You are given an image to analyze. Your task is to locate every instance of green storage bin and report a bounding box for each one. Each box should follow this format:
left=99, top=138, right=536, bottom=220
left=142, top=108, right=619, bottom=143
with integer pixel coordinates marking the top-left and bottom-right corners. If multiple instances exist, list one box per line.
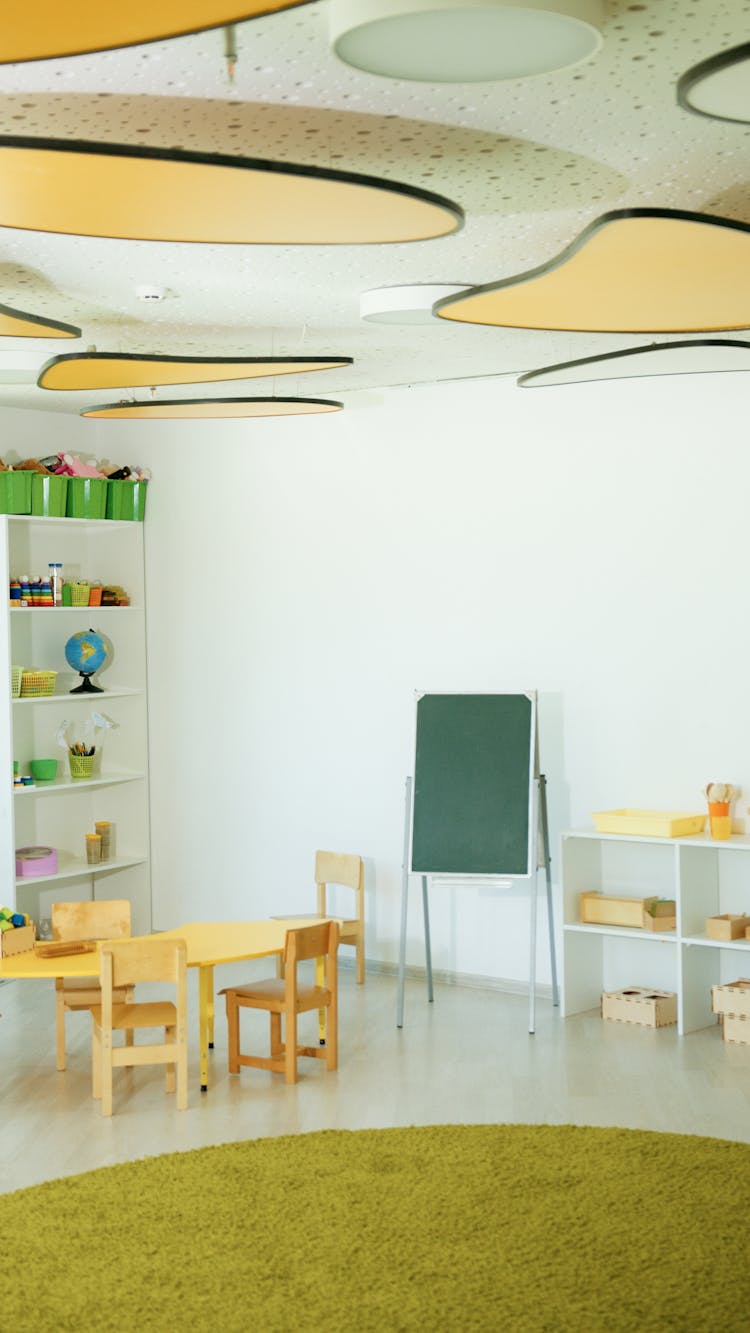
left=31, top=473, right=68, bottom=517
left=0, top=470, right=32, bottom=514
left=106, top=480, right=148, bottom=522
left=65, top=476, right=108, bottom=519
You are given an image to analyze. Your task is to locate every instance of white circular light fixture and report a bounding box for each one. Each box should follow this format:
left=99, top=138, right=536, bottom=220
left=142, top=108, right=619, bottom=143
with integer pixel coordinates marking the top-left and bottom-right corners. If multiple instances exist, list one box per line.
left=330, top=0, right=604, bottom=83
left=360, top=284, right=469, bottom=324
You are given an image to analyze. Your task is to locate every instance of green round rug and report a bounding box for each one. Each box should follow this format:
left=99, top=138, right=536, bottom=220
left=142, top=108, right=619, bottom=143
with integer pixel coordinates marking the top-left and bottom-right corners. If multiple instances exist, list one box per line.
left=2, top=1123, right=749, bottom=1331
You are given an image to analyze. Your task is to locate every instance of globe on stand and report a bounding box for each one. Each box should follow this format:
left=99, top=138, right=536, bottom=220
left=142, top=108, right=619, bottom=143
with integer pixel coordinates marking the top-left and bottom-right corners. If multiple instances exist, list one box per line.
left=64, top=629, right=112, bottom=694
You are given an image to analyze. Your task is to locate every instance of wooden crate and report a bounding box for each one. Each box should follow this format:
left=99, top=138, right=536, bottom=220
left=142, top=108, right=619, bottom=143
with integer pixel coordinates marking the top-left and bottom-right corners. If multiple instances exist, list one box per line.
left=0, top=923, right=36, bottom=957
left=711, top=979, right=750, bottom=1019
left=706, top=914, right=750, bottom=941
left=642, top=899, right=676, bottom=932
left=722, top=1014, right=750, bottom=1046
left=580, top=890, right=674, bottom=933
left=601, top=987, right=677, bottom=1028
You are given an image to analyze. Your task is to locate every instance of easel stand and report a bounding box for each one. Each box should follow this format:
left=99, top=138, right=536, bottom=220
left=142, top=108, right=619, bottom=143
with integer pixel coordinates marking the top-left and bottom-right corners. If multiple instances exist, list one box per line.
left=396, top=774, right=559, bottom=1034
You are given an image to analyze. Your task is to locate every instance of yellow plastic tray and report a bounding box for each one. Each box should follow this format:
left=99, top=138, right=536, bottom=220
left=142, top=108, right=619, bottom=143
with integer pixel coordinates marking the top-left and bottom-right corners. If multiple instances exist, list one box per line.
left=592, top=809, right=706, bottom=838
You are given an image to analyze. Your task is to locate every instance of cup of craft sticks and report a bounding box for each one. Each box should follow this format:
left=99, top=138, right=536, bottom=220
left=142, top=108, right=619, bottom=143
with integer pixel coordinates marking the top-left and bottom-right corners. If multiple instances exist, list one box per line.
left=705, top=783, right=737, bottom=841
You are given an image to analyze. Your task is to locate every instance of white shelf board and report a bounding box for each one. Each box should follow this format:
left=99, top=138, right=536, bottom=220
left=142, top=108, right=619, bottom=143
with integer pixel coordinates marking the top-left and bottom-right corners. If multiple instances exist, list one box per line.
left=10, top=607, right=141, bottom=615
left=15, top=852, right=148, bottom=888
left=682, top=934, right=750, bottom=951
left=8, top=516, right=139, bottom=530
left=13, top=687, right=142, bottom=705
left=563, top=922, right=677, bottom=942
left=13, top=769, right=145, bottom=796
left=563, top=828, right=750, bottom=851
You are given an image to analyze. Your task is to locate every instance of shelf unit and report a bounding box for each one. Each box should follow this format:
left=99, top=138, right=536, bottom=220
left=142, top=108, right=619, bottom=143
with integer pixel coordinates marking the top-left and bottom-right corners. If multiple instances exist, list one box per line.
left=561, top=829, right=750, bottom=1034
left=0, top=516, right=151, bottom=935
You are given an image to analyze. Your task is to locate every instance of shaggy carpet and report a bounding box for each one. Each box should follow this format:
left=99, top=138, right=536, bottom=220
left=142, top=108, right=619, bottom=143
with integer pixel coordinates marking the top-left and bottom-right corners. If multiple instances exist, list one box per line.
left=2, top=1123, right=749, bottom=1332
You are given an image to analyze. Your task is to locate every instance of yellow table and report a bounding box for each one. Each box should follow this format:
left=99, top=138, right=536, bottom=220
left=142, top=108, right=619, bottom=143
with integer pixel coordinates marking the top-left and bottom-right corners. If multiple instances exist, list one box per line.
left=0, top=918, right=315, bottom=1091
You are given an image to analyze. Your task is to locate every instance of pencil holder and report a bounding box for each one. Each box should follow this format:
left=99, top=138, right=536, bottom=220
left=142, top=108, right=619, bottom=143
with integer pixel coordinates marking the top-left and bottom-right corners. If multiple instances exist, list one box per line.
left=68, top=753, right=95, bottom=781
left=708, top=801, right=731, bottom=840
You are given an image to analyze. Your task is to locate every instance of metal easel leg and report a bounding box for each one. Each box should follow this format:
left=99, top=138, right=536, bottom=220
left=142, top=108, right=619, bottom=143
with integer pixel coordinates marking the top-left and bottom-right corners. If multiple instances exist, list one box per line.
left=396, top=776, right=412, bottom=1028
left=421, top=875, right=434, bottom=1002
left=528, top=865, right=538, bottom=1035
left=539, top=773, right=559, bottom=1008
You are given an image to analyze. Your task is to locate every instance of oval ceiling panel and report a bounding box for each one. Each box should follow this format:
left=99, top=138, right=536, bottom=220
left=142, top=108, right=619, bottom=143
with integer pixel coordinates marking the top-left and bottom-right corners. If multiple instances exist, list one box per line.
left=517, top=339, right=750, bottom=388
left=0, top=2, right=312, bottom=64
left=677, top=42, right=750, bottom=125
left=434, top=209, right=750, bottom=333
left=39, top=353, right=353, bottom=391
left=0, top=138, right=463, bottom=246
left=81, top=397, right=344, bottom=419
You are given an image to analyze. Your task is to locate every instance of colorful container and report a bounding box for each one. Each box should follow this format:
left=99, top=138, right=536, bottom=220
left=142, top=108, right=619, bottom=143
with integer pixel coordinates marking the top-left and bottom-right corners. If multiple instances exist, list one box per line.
left=106, top=479, right=148, bottom=522
left=30, top=473, right=68, bottom=517
left=65, top=476, right=108, bottom=519
left=0, top=470, right=32, bottom=514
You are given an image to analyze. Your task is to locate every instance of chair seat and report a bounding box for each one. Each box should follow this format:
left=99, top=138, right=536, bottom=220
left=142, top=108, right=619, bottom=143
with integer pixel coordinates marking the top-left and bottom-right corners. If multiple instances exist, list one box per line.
left=271, top=913, right=358, bottom=941
left=221, top=980, right=329, bottom=1012
left=90, top=1000, right=178, bottom=1031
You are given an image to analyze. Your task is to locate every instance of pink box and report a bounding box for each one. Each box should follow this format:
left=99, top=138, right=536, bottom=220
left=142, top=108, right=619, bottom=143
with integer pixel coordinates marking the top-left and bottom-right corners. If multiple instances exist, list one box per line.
left=15, top=845, right=58, bottom=877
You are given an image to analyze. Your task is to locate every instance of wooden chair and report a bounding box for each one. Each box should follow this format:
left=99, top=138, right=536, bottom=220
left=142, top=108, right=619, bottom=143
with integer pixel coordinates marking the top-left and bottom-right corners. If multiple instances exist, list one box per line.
left=51, top=899, right=133, bottom=1072
left=221, top=920, right=339, bottom=1085
left=275, top=852, right=365, bottom=985
left=90, top=937, right=188, bottom=1117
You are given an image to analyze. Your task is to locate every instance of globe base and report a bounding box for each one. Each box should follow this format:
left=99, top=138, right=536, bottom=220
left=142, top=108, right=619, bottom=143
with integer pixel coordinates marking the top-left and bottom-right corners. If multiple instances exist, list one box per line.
left=70, top=673, right=104, bottom=694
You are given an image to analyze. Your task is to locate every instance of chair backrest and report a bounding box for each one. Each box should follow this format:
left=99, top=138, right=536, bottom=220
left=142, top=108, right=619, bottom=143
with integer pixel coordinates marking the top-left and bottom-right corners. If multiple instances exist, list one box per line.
left=100, top=937, right=187, bottom=991
left=284, top=919, right=340, bottom=968
left=315, top=851, right=362, bottom=893
left=52, top=899, right=131, bottom=943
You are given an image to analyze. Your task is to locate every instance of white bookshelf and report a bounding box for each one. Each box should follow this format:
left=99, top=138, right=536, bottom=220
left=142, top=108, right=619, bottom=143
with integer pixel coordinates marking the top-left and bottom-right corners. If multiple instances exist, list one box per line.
left=0, top=516, right=151, bottom=934
left=561, top=829, right=750, bottom=1034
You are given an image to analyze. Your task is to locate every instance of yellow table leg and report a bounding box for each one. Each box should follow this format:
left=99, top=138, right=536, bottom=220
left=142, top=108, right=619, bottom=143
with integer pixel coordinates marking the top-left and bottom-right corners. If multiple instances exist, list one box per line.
left=316, top=954, right=326, bottom=1045
left=199, top=965, right=214, bottom=1091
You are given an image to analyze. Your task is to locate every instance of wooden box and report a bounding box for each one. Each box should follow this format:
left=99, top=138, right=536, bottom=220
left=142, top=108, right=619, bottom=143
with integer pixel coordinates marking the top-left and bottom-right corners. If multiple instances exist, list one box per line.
left=0, top=923, right=36, bottom=957
left=601, top=987, right=677, bottom=1027
left=642, top=899, right=677, bottom=932
left=722, top=1014, right=750, bottom=1046
left=583, top=890, right=671, bottom=933
left=706, top=914, right=750, bottom=941
left=711, top=979, right=750, bottom=1019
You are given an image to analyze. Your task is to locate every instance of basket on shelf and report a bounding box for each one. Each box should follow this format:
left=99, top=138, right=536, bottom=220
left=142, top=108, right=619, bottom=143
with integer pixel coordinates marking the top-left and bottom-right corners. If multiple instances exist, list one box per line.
left=69, top=583, right=91, bottom=607
left=11, top=665, right=21, bottom=698
left=68, top=752, right=95, bottom=780
left=19, top=669, right=57, bottom=698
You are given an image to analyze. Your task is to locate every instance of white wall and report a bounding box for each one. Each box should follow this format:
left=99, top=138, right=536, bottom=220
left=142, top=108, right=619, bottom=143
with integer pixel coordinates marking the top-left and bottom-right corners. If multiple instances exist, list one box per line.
left=78, top=371, right=750, bottom=986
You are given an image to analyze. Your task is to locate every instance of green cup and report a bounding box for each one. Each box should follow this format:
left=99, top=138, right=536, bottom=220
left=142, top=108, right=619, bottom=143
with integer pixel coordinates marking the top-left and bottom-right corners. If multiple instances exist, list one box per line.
left=31, top=758, right=58, bottom=782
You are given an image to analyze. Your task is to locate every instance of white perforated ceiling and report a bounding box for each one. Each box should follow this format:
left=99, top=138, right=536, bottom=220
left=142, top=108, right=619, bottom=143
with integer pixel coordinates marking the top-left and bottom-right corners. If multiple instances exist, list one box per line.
left=0, top=0, right=748, bottom=413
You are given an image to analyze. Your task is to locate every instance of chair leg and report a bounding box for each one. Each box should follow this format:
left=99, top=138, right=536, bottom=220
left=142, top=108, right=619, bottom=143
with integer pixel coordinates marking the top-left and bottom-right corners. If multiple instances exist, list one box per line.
left=125, top=985, right=135, bottom=1048
left=55, top=991, right=67, bottom=1072
left=92, top=1021, right=102, bottom=1099
left=176, top=1023, right=188, bottom=1111
left=165, top=1025, right=176, bottom=1093
left=356, top=933, right=365, bottom=985
left=227, top=996, right=240, bottom=1074
left=326, top=996, right=338, bottom=1072
left=101, top=1024, right=113, bottom=1117
left=270, top=1011, right=283, bottom=1058
left=284, top=1010, right=298, bottom=1085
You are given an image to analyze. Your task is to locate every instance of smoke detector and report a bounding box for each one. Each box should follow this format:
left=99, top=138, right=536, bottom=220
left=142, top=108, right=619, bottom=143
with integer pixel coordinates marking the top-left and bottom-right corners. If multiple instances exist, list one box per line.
left=135, top=285, right=167, bottom=302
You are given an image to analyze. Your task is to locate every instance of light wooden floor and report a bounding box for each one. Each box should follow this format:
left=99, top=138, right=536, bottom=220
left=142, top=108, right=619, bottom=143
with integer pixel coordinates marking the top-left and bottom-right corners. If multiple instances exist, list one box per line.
left=2, top=964, right=749, bottom=1196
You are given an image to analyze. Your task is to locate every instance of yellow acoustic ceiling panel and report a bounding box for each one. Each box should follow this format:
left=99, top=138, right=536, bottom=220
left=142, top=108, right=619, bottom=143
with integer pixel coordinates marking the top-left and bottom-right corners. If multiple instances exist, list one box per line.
left=518, top=339, right=750, bottom=388
left=0, top=302, right=80, bottom=339
left=0, top=2, right=311, bottom=64
left=0, top=138, right=463, bottom=246
left=39, top=353, right=353, bottom=391
left=678, top=42, right=750, bottom=125
left=434, top=209, right=750, bottom=333
left=81, top=397, right=343, bottom=419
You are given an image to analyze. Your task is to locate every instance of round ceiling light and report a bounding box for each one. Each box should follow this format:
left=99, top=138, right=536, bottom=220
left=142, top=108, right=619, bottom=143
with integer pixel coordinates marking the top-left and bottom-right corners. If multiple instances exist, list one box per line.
left=330, top=0, right=604, bottom=83
left=360, top=284, right=469, bottom=324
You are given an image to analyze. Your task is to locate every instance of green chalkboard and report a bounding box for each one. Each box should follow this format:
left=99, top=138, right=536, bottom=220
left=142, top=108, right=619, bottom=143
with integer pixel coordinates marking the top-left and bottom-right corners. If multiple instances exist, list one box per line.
left=411, top=693, right=535, bottom=876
